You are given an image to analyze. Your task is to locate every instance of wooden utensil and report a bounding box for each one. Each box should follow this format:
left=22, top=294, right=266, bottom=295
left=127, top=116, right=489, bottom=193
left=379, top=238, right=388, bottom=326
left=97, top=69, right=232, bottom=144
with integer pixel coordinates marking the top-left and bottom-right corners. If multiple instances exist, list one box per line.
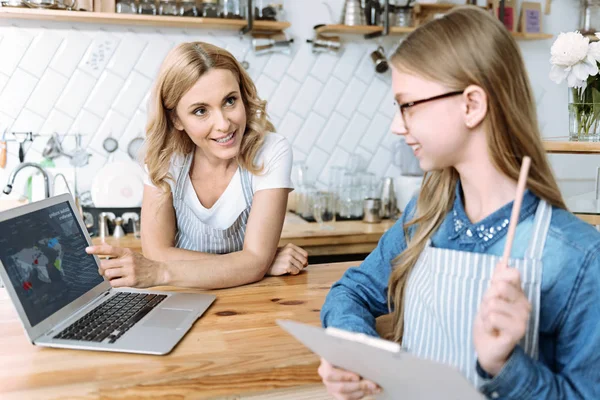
left=0, top=129, right=7, bottom=169
left=501, top=156, right=531, bottom=266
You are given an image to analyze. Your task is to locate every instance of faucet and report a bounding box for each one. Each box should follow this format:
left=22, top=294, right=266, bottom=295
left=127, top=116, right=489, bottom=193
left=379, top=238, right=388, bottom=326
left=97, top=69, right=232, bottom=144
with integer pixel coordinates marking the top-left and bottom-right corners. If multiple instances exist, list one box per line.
left=3, top=162, right=51, bottom=198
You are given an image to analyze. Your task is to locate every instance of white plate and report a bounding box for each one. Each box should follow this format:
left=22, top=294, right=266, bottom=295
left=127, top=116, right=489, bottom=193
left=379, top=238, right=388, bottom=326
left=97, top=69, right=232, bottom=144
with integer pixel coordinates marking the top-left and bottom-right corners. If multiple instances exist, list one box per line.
left=91, top=161, right=144, bottom=207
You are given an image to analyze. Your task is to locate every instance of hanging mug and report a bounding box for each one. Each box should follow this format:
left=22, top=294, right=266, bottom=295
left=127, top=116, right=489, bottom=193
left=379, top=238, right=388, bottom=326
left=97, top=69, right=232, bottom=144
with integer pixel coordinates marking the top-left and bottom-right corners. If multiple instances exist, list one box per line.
left=370, top=46, right=388, bottom=73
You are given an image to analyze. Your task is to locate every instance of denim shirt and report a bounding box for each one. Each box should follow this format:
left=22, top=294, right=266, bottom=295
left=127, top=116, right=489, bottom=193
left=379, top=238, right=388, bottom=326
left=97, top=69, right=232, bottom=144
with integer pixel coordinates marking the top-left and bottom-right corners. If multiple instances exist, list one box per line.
left=321, top=184, right=600, bottom=399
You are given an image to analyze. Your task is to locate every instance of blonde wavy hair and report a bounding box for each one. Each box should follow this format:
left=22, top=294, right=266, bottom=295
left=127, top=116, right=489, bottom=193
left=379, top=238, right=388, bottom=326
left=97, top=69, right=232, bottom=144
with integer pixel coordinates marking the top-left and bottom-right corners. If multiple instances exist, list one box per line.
left=145, top=42, right=274, bottom=194
left=387, top=6, right=566, bottom=343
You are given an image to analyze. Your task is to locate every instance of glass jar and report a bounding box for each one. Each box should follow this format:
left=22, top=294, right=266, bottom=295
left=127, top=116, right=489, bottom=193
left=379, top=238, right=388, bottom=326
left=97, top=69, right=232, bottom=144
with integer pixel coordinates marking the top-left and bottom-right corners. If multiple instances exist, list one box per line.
left=179, top=0, right=198, bottom=16
left=158, top=0, right=178, bottom=15
left=581, top=0, right=600, bottom=35
left=221, top=0, right=242, bottom=18
left=138, top=0, right=157, bottom=15
left=116, top=0, right=137, bottom=13
left=201, top=0, right=221, bottom=17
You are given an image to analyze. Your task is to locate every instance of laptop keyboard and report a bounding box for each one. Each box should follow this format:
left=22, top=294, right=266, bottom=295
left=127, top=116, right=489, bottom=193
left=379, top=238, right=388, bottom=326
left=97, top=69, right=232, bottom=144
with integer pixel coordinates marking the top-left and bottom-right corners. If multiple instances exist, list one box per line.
left=54, top=292, right=167, bottom=344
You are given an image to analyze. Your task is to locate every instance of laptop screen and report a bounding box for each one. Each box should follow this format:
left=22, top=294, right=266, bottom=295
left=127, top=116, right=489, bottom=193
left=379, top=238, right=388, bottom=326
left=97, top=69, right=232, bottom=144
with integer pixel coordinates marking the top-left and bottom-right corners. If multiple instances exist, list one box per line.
left=0, top=201, right=104, bottom=327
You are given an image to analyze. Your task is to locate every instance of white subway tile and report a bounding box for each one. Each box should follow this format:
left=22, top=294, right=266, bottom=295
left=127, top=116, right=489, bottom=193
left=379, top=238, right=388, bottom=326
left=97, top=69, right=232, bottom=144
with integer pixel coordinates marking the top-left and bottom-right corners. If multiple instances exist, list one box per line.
left=134, top=35, right=173, bottom=79
left=25, top=69, right=69, bottom=118
left=87, top=110, right=129, bottom=155
left=293, top=112, right=326, bottom=154
left=55, top=70, right=96, bottom=119
left=0, top=112, right=15, bottom=134
left=379, top=87, right=397, bottom=118
left=19, top=31, right=63, bottom=78
left=316, top=112, right=348, bottom=153
left=339, top=113, right=370, bottom=153
left=277, top=111, right=304, bottom=143
left=12, top=109, right=45, bottom=139
left=77, top=148, right=108, bottom=193
left=71, top=109, right=103, bottom=146
left=367, top=146, right=393, bottom=178
left=358, top=78, right=388, bottom=117
left=0, top=27, right=33, bottom=76
left=0, top=72, right=9, bottom=96
left=305, top=146, right=330, bottom=184
left=107, top=33, right=148, bottom=79
left=268, top=76, right=301, bottom=119
left=313, top=76, right=345, bottom=117
left=293, top=148, right=307, bottom=163
left=335, top=78, right=368, bottom=119
left=78, top=33, right=120, bottom=79
left=84, top=71, right=125, bottom=118
left=385, top=163, right=402, bottom=178
left=289, top=76, right=323, bottom=118
left=353, top=147, right=374, bottom=169
left=49, top=31, right=92, bottom=78
left=120, top=110, right=147, bottom=151
left=310, top=53, right=339, bottom=83
left=244, top=50, right=271, bottom=82
left=333, top=44, right=365, bottom=83
left=287, top=44, right=317, bottom=82
left=263, top=53, right=292, bottom=82
left=112, top=71, right=152, bottom=118
left=139, top=91, right=151, bottom=113
left=355, top=50, right=375, bottom=85
left=0, top=69, right=38, bottom=119
left=39, top=110, right=74, bottom=136
left=360, top=113, right=392, bottom=153
left=256, top=74, right=278, bottom=100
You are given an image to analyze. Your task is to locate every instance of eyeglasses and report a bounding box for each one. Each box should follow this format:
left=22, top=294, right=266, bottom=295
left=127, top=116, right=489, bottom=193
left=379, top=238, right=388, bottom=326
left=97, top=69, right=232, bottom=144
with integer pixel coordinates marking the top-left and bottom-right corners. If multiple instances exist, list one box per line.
left=397, top=90, right=464, bottom=124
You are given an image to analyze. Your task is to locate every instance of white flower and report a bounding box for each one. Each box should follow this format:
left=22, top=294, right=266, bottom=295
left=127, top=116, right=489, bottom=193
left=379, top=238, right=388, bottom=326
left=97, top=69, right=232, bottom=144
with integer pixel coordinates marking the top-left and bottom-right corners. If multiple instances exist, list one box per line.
left=550, top=31, right=599, bottom=87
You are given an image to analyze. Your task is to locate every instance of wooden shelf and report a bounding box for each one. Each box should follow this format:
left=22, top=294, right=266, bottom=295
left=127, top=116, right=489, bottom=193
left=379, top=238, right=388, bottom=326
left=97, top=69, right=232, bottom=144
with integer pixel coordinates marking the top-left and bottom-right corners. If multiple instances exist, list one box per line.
left=543, top=140, right=600, bottom=154
left=314, top=24, right=552, bottom=40
left=0, top=7, right=290, bottom=32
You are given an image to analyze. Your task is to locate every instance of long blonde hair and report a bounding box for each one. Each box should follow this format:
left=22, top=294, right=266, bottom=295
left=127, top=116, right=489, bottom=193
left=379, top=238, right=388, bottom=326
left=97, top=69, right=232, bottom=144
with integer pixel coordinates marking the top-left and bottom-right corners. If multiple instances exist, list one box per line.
left=387, top=6, right=566, bottom=342
left=145, top=42, right=274, bottom=194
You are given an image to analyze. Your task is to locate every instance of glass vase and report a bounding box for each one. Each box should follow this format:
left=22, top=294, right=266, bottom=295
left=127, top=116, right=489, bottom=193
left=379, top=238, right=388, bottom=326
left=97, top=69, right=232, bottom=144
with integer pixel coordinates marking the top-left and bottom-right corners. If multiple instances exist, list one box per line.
left=569, top=84, right=600, bottom=141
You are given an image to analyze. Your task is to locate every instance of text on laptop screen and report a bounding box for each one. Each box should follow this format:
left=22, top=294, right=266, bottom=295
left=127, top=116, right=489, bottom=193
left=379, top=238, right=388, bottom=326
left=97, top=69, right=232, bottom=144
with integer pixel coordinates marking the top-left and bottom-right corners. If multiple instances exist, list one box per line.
left=0, top=201, right=104, bottom=327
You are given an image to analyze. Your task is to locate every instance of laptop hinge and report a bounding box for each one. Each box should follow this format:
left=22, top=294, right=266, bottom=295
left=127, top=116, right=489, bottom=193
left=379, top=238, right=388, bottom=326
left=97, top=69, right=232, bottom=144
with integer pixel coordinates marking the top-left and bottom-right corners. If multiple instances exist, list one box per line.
left=43, top=290, right=112, bottom=337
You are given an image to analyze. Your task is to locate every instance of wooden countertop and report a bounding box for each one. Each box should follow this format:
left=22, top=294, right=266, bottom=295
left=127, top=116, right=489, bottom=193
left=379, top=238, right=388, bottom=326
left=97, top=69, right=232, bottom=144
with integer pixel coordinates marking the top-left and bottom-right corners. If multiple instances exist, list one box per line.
left=0, top=262, right=359, bottom=399
left=92, top=213, right=396, bottom=256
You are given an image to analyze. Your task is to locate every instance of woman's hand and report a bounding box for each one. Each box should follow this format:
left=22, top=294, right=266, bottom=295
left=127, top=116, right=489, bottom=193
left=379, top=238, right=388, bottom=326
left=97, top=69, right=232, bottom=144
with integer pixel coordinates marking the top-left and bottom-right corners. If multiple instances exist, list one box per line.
left=267, top=243, right=308, bottom=276
left=318, top=358, right=381, bottom=400
left=473, top=261, right=532, bottom=376
left=86, top=244, right=166, bottom=288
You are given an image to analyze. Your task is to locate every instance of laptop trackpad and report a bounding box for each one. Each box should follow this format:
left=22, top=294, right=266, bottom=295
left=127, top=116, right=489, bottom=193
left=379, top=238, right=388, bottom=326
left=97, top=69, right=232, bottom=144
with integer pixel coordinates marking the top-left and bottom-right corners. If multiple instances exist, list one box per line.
left=142, top=309, right=191, bottom=329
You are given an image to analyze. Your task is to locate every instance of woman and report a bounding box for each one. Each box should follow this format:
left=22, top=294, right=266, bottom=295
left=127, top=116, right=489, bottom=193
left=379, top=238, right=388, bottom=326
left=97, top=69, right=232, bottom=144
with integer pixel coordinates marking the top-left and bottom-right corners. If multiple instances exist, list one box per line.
left=87, top=42, right=308, bottom=289
left=318, top=6, right=600, bottom=400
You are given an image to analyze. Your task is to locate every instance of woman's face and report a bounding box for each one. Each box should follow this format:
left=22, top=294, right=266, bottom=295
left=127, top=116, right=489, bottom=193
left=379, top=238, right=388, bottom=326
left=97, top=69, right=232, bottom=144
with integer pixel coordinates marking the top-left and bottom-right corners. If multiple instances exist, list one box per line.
left=390, top=66, right=470, bottom=172
left=174, top=68, right=247, bottom=162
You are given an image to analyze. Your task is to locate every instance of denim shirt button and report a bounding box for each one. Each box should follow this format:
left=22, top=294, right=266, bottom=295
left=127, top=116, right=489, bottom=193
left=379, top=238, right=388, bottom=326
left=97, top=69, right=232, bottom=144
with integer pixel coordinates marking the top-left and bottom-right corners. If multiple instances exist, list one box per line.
left=491, top=391, right=500, bottom=399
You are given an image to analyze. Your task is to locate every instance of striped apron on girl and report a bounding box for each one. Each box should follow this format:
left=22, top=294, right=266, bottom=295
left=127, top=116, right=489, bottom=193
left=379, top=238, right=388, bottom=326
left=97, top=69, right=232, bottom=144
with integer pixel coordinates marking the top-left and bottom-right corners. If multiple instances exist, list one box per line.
left=172, top=153, right=253, bottom=254
left=402, top=200, right=551, bottom=388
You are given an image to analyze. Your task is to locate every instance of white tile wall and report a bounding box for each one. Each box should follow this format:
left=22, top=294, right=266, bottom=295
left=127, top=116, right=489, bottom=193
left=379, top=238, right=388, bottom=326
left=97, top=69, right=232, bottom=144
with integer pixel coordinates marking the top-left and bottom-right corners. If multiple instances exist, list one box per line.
left=0, top=0, right=592, bottom=201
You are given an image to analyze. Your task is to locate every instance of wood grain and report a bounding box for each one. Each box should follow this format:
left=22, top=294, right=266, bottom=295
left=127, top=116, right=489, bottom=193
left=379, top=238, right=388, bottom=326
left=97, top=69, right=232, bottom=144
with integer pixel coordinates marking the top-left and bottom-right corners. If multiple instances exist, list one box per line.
left=0, top=262, right=359, bottom=399
left=542, top=140, right=600, bottom=154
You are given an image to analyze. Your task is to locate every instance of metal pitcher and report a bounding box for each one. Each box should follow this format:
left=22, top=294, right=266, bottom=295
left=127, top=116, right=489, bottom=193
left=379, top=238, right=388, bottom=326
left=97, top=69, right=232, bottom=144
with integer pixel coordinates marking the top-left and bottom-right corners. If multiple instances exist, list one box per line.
left=380, top=177, right=398, bottom=219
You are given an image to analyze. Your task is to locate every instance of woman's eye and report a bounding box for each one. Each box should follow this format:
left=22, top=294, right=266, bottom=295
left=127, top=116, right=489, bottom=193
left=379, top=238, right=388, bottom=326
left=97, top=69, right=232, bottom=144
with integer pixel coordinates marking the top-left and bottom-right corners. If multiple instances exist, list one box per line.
left=194, top=108, right=207, bottom=116
left=225, top=96, right=236, bottom=106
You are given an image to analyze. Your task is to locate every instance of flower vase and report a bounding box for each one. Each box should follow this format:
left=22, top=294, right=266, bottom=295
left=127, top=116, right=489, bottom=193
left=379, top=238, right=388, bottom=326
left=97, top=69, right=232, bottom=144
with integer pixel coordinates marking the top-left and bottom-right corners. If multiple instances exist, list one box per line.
left=569, top=84, right=600, bottom=141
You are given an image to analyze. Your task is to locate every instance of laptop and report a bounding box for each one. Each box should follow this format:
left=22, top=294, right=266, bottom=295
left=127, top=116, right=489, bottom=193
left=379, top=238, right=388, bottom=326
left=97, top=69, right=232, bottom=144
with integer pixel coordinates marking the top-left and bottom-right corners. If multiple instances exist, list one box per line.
left=0, top=193, right=216, bottom=355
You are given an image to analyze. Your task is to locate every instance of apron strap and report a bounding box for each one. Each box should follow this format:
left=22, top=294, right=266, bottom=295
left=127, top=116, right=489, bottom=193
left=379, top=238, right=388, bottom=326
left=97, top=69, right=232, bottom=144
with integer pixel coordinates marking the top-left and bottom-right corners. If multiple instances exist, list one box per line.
left=239, top=167, right=253, bottom=208
left=174, top=153, right=193, bottom=200
left=524, top=199, right=552, bottom=260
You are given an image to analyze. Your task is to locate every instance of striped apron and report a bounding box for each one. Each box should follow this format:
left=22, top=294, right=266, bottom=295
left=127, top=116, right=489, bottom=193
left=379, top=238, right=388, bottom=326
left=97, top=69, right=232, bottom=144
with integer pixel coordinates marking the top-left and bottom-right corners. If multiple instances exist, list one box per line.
left=172, top=153, right=253, bottom=254
left=402, top=200, right=551, bottom=388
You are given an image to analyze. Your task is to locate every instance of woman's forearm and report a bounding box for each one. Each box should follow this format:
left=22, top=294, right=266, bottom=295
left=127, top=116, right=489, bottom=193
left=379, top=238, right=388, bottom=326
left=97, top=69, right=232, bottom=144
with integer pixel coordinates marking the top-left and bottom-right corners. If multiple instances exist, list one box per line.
left=157, top=250, right=270, bottom=289
left=144, top=245, right=219, bottom=262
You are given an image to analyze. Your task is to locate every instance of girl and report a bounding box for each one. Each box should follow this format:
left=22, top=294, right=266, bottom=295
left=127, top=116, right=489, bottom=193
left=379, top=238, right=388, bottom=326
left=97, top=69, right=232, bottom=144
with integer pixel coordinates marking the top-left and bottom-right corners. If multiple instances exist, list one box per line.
left=319, top=6, right=600, bottom=400
left=86, top=42, right=308, bottom=289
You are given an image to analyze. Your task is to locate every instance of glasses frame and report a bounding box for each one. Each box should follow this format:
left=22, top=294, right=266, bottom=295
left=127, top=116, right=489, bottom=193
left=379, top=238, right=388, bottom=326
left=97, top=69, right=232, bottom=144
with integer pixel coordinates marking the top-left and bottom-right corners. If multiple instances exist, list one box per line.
left=397, top=90, right=465, bottom=122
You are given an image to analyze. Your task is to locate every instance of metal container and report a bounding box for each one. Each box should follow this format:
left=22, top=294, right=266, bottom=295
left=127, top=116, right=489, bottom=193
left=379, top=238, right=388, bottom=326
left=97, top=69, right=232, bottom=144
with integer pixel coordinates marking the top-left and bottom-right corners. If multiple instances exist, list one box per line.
left=380, top=177, right=398, bottom=219
left=363, top=198, right=382, bottom=223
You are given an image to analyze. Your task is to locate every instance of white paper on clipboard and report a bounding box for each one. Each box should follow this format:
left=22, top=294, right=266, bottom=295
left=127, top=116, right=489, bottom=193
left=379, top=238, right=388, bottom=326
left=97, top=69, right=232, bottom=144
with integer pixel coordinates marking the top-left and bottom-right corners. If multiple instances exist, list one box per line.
left=277, top=320, right=485, bottom=400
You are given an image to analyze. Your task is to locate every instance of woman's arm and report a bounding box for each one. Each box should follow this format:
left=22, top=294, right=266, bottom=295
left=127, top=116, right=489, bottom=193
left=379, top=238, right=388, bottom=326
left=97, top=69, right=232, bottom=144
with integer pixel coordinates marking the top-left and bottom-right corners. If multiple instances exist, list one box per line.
left=89, top=185, right=292, bottom=289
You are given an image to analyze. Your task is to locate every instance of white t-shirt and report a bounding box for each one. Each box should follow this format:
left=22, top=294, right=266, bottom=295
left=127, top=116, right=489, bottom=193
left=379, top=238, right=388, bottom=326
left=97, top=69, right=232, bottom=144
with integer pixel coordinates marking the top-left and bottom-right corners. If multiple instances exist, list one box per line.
left=143, top=133, right=294, bottom=230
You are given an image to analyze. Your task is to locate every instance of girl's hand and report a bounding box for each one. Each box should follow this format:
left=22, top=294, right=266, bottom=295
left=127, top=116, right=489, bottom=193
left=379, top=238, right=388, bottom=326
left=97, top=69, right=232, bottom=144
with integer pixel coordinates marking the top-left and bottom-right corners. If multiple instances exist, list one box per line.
left=473, top=262, right=532, bottom=376
left=267, top=243, right=308, bottom=276
left=318, top=357, right=381, bottom=400
left=86, top=244, right=165, bottom=288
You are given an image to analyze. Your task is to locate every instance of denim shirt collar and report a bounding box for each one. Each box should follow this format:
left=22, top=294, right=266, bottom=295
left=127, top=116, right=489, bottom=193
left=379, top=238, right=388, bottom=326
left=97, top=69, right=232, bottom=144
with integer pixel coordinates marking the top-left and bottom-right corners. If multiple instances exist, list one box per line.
left=447, top=180, right=539, bottom=249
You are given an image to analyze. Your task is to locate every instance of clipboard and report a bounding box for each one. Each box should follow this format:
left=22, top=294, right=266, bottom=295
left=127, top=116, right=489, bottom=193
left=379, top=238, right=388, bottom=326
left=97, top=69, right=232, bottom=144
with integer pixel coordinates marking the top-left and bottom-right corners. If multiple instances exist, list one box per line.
left=277, top=320, right=484, bottom=400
